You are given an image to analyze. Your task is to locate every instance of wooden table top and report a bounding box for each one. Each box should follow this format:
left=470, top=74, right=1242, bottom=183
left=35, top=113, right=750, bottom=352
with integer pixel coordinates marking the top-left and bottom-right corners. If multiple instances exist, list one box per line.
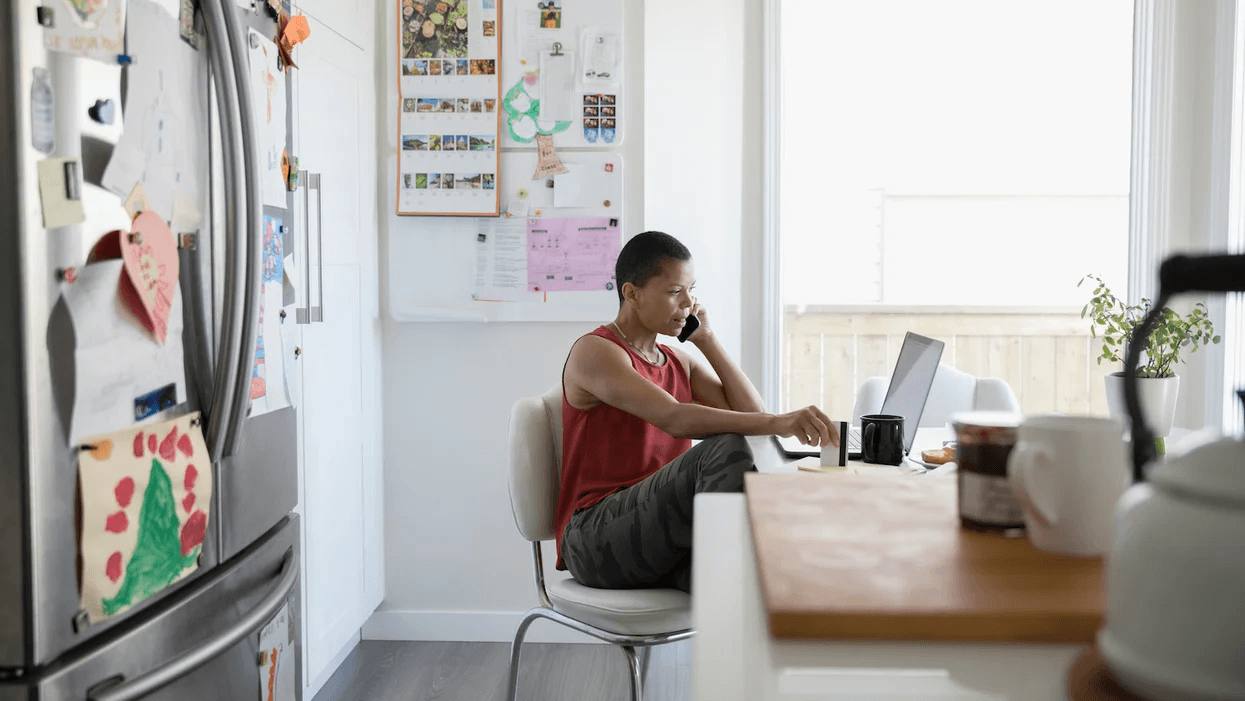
left=744, top=472, right=1105, bottom=643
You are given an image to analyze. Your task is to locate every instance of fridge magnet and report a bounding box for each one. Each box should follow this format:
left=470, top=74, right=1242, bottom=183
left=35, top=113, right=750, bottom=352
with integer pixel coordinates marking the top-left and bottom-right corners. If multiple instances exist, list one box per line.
left=123, top=182, right=154, bottom=221
left=178, top=0, right=200, bottom=49
left=532, top=133, right=569, bottom=179
left=277, top=13, right=310, bottom=70
left=582, top=117, right=598, bottom=143
left=537, top=0, right=561, bottom=29
left=42, top=0, right=125, bottom=65
left=30, top=67, right=56, bottom=154
left=119, top=212, right=179, bottom=345
left=133, top=383, right=177, bottom=421
left=36, top=157, right=86, bottom=228
left=600, top=117, right=616, bottom=144
left=78, top=412, right=211, bottom=622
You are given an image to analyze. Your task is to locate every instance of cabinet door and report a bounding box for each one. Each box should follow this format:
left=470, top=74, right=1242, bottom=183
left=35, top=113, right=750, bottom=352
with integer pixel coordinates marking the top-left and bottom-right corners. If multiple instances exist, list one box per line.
left=292, top=0, right=369, bottom=55
left=300, top=264, right=363, bottom=685
left=294, top=17, right=363, bottom=267
left=293, top=14, right=372, bottom=690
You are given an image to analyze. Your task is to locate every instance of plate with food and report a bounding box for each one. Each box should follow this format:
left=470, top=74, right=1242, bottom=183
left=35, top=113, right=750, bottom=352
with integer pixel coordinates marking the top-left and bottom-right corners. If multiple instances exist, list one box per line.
left=912, top=443, right=957, bottom=470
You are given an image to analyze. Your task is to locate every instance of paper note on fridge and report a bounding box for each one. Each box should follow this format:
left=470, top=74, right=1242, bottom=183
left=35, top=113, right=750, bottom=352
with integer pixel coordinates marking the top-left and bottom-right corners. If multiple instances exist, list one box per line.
left=101, top=0, right=208, bottom=224
left=37, top=157, right=86, bottom=228
left=474, top=217, right=537, bottom=302
left=41, top=0, right=125, bottom=64
left=247, top=29, right=289, bottom=209
left=552, top=161, right=617, bottom=209
left=526, top=216, right=621, bottom=293
left=257, top=603, right=296, bottom=701
left=60, top=259, right=187, bottom=445
left=78, top=412, right=211, bottom=622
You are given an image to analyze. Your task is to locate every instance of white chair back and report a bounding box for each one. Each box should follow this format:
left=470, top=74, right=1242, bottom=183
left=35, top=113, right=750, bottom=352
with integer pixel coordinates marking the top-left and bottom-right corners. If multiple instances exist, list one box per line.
left=852, top=364, right=1021, bottom=427
left=507, top=385, right=564, bottom=542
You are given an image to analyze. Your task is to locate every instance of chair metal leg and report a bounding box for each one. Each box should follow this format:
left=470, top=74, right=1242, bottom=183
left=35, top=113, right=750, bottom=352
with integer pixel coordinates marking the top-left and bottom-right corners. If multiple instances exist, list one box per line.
left=638, top=646, right=652, bottom=687
left=620, top=645, right=643, bottom=701
left=505, top=609, right=542, bottom=701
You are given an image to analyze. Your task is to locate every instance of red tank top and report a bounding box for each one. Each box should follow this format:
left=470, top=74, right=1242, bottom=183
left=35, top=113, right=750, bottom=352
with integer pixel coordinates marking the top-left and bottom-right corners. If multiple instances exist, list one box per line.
left=555, top=325, right=694, bottom=569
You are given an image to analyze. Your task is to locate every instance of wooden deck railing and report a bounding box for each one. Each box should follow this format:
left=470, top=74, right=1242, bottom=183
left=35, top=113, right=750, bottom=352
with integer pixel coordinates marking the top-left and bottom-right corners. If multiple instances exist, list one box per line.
left=782, top=306, right=1118, bottom=420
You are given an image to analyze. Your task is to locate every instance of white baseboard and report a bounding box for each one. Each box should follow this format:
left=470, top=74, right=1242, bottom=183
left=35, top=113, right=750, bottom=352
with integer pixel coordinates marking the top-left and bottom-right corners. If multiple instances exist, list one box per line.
left=361, top=610, right=609, bottom=644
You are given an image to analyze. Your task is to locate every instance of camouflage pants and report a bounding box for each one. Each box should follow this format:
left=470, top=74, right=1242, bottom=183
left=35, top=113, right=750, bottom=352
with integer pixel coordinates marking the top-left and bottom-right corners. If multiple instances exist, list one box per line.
left=561, top=433, right=756, bottom=594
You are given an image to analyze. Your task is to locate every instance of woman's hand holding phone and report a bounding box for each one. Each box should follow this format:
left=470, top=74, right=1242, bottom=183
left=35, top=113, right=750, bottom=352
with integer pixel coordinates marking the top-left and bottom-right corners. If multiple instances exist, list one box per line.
left=678, top=298, right=707, bottom=343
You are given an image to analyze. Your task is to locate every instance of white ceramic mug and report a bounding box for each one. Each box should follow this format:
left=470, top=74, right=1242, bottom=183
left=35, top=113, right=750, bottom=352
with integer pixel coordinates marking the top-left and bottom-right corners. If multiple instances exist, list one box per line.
left=1007, top=415, right=1131, bottom=557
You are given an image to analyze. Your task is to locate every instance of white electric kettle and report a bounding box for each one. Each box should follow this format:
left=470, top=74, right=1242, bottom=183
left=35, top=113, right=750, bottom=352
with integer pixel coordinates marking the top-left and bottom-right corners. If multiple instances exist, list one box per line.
left=1097, top=434, right=1245, bottom=700
left=1096, top=254, right=1245, bottom=701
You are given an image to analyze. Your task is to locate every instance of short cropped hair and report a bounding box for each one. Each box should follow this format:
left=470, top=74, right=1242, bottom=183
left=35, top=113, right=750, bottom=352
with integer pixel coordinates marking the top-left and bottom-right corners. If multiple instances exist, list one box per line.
left=615, top=231, right=692, bottom=305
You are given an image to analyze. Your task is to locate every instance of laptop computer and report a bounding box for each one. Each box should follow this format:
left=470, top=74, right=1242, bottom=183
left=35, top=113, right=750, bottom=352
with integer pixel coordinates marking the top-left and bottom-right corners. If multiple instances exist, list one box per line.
left=775, top=332, right=946, bottom=460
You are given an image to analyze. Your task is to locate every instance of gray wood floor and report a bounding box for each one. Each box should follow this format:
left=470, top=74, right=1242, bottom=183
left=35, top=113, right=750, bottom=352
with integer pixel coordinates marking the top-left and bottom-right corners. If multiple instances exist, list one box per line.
left=311, top=639, right=692, bottom=701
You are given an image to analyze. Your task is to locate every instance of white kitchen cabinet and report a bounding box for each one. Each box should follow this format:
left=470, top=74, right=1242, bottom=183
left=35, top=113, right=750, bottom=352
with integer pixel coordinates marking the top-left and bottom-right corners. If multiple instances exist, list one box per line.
left=288, top=7, right=383, bottom=696
left=301, top=264, right=365, bottom=680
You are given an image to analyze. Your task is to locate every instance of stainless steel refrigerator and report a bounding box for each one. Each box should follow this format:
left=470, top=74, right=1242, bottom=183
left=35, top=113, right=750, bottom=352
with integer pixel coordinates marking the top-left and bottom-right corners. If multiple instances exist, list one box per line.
left=1, top=0, right=302, bottom=697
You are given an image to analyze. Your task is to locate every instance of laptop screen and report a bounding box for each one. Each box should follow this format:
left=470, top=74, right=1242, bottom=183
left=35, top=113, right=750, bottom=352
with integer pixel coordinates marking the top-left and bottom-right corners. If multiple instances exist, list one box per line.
left=879, top=332, right=945, bottom=454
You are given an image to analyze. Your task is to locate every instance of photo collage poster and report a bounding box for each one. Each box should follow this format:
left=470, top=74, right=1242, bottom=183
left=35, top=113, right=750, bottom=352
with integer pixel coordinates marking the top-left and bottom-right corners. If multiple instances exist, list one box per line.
left=398, top=0, right=502, bottom=215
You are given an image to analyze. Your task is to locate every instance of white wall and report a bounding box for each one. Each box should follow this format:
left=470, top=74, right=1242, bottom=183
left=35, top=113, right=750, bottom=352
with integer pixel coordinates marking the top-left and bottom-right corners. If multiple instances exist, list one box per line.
left=365, top=0, right=752, bottom=643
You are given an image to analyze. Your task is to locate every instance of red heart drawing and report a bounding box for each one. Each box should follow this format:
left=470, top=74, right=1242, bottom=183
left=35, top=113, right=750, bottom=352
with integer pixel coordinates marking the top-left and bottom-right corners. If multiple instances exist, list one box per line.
left=120, top=212, right=179, bottom=344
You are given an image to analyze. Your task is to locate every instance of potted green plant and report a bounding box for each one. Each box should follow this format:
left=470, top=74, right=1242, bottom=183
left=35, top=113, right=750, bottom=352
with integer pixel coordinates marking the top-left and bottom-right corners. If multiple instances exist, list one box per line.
left=1080, top=274, right=1220, bottom=451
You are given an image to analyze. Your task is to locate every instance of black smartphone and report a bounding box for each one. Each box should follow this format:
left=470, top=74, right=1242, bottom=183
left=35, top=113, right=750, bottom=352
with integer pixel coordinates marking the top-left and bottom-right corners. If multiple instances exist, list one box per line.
left=677, top=314, right=700, bottom=342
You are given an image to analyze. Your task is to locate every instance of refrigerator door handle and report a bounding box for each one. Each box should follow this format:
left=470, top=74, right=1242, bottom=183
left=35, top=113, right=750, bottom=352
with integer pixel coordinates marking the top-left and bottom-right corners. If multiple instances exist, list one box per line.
left=87, top=548, right=298, bottom=701
left=311, top=173, right=323, bottom=323
left=200, top=0, right=245, bottom=461
left=296, top=170, right=312, bottom=324
left=220, top=0, right=265, bottom=458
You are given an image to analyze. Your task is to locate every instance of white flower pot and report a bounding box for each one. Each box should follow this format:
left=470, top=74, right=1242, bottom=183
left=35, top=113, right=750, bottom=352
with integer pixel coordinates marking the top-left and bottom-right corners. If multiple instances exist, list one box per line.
left=1104, top=373, right=1180, bottom=438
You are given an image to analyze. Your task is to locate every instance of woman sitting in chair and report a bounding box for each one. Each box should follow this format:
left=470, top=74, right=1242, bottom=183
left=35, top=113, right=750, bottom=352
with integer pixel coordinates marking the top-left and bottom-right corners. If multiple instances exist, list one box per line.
left=557, top=231, right=838, bottom=593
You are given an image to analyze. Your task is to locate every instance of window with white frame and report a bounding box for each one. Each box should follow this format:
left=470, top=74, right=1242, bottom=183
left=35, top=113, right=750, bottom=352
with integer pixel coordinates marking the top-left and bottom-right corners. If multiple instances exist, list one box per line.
left=779, top=1, right=1134, bottom=308
left=768, top=0, right=1244, bottom=432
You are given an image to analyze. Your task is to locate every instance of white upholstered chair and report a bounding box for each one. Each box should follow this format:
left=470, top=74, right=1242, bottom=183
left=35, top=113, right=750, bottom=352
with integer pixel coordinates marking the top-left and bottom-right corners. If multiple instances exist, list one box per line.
left=506, top=385, right=693, bottom=701
left=851, top=363, right=1022, bottom=426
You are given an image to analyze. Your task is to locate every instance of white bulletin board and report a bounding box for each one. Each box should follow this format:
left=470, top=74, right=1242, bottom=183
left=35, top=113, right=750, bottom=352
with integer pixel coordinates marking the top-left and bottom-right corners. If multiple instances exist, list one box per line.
left=387, top=0, right=639, bottom=322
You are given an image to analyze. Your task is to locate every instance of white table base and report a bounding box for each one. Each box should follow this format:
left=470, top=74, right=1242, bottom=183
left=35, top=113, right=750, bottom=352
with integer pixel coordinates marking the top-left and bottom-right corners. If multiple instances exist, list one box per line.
left=692, top=493, right=1084, bottom=701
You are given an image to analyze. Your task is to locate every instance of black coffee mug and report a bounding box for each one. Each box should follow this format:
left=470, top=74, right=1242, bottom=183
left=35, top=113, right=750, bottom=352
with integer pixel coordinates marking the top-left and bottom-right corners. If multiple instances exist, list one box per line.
left=861, top=414, right=905, bottom=465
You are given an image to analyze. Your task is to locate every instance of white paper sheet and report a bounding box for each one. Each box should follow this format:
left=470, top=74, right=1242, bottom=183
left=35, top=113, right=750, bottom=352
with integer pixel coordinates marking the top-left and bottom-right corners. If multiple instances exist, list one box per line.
left=247, top=281, right=291, bottom=417
left=257, top=602, right=295, bottom=701
left=247, top=29, right=288, bottom=209
left=42, top=0, right=126, bottom=64
left=101, top=0, right=207, bottom=224
left=553, top=160, right=617, bottom=209
left=518, top=7, right=567, bottom=68
left=62, top=259, right=187, bottom=444
left=474, top=218, right=537, bottom=302
left=538, top=50, right=577, bottom=123
left=580, top=27, right=621, bottom=91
